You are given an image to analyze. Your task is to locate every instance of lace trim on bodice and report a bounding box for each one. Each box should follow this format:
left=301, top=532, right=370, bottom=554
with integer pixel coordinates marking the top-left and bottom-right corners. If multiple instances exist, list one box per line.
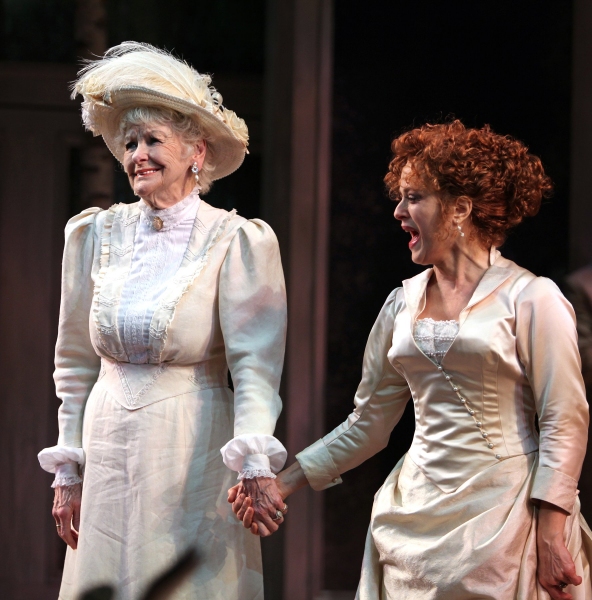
left=119, top=192, right=200, bottom=363
left=91, top=197, right=238, bottom=364
left=413, top=318, right=459, bottom=364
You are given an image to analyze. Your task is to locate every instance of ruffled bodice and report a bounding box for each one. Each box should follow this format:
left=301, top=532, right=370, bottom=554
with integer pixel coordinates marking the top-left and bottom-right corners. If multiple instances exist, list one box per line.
left=90, top=195, right=239, bottom=366
left=118, top=192, right=200, bottom=364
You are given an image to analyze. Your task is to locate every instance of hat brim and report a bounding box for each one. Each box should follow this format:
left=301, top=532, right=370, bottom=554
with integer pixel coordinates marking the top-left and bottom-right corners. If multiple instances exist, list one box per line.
left=95, top=87, right=246, bottom=181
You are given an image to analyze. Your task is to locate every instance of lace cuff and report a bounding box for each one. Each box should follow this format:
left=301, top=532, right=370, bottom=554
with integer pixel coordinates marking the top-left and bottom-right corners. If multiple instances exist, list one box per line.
left=220, top=434, right=287, bottom=474
left=238, top=454, right=277, bottom=480
left=38, top=445, right=85, bottom=473
left=51, top=462, right=83, bottom=488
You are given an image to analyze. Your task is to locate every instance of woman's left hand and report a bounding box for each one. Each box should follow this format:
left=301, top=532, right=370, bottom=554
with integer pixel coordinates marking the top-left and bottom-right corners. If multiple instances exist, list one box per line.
left=228, top=477, right=287, bottom=537
left=537, top=501, right=582, bottom=600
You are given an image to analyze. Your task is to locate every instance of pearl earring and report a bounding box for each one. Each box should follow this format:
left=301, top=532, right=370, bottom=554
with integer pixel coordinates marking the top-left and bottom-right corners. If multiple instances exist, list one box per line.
left=191, top=162, right=201, bottom=192
left=457, top=224, right=465, bottom=237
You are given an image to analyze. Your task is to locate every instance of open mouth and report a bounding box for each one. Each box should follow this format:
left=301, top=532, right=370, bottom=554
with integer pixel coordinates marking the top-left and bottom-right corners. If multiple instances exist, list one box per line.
left=402, top=226, right=420, bottom=249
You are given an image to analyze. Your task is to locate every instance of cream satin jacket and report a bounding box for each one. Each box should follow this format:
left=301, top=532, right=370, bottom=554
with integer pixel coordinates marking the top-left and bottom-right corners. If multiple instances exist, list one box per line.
left=52, top=200, right=287, bottom=464
left=298, top=249, right=589, bottom=514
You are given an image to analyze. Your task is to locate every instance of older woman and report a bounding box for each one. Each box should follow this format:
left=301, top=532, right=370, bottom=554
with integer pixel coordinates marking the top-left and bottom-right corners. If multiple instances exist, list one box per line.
left=37, top=42, right=287, bottom=600
left=232, top=121, right=592, bottom=599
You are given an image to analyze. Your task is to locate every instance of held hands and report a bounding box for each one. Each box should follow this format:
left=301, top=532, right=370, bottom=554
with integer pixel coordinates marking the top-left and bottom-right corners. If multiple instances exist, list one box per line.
left=229, top=462, right=309, bottom=536
left=53, top=483, right=82, bottom=549
left=228, top=477, right=288, bottom=537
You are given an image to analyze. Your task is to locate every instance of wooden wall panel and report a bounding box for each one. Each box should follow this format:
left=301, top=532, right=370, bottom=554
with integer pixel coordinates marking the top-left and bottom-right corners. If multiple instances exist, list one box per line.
left=262, top=1, right=334, bottom=598
left=0, top=63, right=81, bottom=600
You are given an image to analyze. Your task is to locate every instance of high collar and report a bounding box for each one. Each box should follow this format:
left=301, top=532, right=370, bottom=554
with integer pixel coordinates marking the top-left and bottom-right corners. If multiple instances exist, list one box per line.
left=138, top=188, right=201, bottom=232
left=402, top=247, right=512, bottom=323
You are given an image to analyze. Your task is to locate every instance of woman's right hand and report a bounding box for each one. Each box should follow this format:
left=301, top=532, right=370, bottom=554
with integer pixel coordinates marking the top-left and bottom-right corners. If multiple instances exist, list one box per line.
left=52, top=484, right=82, bottom=549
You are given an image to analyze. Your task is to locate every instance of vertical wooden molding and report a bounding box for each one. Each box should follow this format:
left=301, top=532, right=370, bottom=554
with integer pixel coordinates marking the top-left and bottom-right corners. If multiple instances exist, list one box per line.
left=262, top=0, right=334, bottom=598
left=74, top=0, right=113, bottom=211
left=570, top=0, right=592, bottom=268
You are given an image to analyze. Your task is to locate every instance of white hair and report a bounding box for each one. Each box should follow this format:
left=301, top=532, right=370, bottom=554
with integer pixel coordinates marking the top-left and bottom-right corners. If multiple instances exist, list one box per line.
left=117, top=105, right=217, bottom=194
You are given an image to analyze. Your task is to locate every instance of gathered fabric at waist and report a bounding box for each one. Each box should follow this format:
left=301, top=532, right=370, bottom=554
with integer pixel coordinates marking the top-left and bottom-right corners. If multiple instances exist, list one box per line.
left=96, top=356, right=229, bottom=411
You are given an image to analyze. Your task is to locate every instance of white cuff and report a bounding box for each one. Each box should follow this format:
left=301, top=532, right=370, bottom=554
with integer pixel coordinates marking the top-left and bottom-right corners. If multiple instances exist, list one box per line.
left=52, top=462, right=83, bottom=488
left=38, top=445, right=85, bottom=473
left=238, top=454, right=276, bottom=480
left=220, top=434, right=287, bottom=473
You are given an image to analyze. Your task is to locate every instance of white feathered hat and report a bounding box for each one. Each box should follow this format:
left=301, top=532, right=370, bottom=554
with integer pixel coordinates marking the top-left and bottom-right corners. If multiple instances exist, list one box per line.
left=71, top=42, right=249, bottom=180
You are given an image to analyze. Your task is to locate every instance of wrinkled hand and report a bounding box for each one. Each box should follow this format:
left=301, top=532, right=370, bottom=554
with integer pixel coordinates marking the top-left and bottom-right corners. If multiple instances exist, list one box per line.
left=228, top=477, right=287, bottom=537
left=537, top=533, right=582, bottom=600
left=537, top=501, right=582, bottom=600
left=52, top=484, right=82, bottom=549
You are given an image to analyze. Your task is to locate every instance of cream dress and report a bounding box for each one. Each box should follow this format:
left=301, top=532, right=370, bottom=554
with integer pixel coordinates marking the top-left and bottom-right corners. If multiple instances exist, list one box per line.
left=38, top=192, right=287, bottom=600
left=297, top=248, right=592, bottom=599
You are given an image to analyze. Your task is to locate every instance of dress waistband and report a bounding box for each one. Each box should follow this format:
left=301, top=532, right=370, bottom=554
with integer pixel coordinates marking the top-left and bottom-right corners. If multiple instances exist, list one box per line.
left=97, top=357, right=229, bottom=410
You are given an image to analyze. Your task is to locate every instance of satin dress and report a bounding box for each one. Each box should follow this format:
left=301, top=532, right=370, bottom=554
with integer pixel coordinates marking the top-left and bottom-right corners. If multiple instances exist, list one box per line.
left=297, top=248, right=592, bottom=599
left=44, top=196, right=287, bottom=600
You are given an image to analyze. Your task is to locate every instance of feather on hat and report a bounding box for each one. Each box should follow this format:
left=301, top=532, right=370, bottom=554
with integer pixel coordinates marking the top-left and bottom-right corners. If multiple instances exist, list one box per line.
left=72, top=42, right=249, bottom=180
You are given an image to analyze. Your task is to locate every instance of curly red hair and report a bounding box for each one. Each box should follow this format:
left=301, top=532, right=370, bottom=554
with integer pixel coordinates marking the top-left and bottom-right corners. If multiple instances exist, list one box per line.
left=384, top=120, right=553, bottom=247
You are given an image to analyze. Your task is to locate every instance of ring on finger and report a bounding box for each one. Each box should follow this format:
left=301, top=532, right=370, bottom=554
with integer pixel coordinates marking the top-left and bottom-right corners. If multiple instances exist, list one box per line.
left=272, top=510, right=284, bottom=521
left=559, top=582, right=568, bottom=589
left=281, top=504, right=288, bottom=513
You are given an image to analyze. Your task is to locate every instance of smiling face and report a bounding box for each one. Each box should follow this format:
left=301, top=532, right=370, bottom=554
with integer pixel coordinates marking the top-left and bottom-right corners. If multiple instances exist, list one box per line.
left=122, top=122, right=205, bottom=208
left=394, top=163, right=459, bottom=265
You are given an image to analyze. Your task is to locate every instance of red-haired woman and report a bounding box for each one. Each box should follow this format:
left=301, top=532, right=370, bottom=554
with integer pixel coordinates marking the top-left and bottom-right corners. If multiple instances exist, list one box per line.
left=230, top=120, right=592, bottom=599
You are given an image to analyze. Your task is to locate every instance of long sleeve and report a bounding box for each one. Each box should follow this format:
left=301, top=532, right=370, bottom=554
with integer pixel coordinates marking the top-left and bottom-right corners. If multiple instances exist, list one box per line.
left=38, top=208, right=103, bottom=476
left=218, top=219, right=288, bottom=476
left=516, top=277, right=589, bottom=514
left=296, top=289, right=411, bottom=491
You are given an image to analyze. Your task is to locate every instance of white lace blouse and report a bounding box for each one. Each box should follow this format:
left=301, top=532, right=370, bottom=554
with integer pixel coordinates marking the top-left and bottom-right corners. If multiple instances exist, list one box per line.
left=39, top=189, right=286, bottom=486
left=119, top=193, right=201, bottom=364
left=413, top=318, right=460, bottom=364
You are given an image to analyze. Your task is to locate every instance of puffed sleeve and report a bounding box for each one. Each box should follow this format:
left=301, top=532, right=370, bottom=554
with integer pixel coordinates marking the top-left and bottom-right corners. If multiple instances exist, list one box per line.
left=296, top=289, right=411, bottom=491
left=516, top=277, right=589, bottom=514
left=218, top=219, right=288, bottom=478
left=37, top=208, right=103, bottom=482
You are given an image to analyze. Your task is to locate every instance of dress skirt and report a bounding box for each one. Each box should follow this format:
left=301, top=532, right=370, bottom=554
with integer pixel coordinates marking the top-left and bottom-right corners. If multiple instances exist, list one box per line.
left=59, top=377, right=263, bottom=600
left=357, top=453, right=592, bottom=600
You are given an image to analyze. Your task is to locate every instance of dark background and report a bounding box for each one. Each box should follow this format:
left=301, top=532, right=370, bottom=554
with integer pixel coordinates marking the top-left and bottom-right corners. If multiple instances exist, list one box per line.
left=0, top=0, right=577, bottom=593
